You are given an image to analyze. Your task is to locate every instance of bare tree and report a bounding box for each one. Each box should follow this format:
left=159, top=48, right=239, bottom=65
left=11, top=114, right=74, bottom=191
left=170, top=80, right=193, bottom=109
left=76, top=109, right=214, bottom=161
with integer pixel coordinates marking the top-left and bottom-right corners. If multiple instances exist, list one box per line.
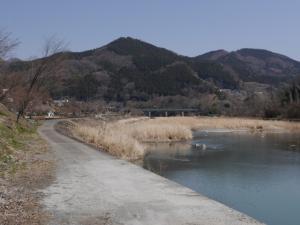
left=0, top=29, right=19, bottom=59
left=16, top=36, right=67, bottom=123
left=0, top=30, right=19, bottom=101
left=0, top=72, right=22, bottom=102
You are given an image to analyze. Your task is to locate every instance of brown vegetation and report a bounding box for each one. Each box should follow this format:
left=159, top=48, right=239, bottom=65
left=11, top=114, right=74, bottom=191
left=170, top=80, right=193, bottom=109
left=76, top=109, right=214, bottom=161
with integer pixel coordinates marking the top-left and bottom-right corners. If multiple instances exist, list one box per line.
left=146, top=117, right=300, bottom=132
left=71, top=117, right=192, bottom=160
left=70, top=116, right=300, bottom=160
left=75, top=124, right=144, bottom=160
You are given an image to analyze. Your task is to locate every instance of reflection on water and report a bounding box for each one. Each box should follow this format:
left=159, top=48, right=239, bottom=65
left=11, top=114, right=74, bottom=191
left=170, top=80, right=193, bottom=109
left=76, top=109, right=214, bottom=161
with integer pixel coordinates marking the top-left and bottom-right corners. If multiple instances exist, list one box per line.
left=143, top=132, right=300, bottom=225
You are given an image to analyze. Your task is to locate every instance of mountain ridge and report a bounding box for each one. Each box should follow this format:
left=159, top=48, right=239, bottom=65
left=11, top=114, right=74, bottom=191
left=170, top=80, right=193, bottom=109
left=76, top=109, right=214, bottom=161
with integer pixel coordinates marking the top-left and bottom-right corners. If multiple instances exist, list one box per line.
left=2, top=36, right=300, bottom=117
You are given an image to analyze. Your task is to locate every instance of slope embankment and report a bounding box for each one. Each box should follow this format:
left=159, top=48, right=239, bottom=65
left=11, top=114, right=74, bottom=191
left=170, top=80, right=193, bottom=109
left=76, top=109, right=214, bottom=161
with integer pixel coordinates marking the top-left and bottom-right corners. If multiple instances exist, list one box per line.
left=0, top=103, right=53, bottom=225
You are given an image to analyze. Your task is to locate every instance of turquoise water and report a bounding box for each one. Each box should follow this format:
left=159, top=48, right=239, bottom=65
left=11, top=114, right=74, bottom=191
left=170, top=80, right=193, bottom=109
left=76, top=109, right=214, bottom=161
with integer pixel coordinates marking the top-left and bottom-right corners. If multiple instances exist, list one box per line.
left=143, top=131, right=300, bottom=225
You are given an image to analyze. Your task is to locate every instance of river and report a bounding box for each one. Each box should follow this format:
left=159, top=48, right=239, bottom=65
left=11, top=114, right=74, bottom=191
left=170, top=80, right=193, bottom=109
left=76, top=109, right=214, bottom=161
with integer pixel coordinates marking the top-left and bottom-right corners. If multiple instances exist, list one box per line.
left=143, top=131, right=300, bottom=225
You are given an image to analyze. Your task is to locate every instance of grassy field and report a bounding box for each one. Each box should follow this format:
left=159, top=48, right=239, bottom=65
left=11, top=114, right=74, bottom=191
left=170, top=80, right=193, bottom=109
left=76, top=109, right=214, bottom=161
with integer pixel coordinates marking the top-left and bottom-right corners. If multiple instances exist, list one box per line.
left=71, top=116, right=300, bottom=160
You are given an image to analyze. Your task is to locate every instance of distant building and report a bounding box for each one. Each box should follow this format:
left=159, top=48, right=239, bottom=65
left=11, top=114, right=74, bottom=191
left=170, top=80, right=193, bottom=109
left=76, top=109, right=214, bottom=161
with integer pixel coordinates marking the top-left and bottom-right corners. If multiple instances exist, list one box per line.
left=53, top=98, right=69, bottom=107
left=254, top=91, right=264, bottom=95
left=47, top=111, right=55, bottom=118
left=1, top=89, right=14, bottom=103
left=7, top=97, right=14, bottom=103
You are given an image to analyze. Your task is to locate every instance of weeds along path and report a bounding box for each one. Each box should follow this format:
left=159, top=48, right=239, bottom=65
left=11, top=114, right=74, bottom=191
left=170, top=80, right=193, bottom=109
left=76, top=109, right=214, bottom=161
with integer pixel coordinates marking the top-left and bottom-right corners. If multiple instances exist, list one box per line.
left=38, top=120, right=264, bottom=225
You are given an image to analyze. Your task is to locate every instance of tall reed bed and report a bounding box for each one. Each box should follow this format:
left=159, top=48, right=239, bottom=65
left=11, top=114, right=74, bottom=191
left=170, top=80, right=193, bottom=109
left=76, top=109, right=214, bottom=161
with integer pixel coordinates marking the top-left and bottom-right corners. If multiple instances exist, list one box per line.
left=144, top=117, right=300, bottom=132
left=73, top=118, right=192, bottom=160
left=72, top=116, right=299, bottom=160
left=74, top=123, right=144, bottom=160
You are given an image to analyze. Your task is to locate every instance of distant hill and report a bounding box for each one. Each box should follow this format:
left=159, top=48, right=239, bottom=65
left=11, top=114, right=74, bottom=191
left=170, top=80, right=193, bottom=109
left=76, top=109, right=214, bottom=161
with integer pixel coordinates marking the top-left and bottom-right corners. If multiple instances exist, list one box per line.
left=196, top=49, right=229, bottom=61
left=3, top=37, right=300, bottom=116
left=196, top=48, right=300, bottom=85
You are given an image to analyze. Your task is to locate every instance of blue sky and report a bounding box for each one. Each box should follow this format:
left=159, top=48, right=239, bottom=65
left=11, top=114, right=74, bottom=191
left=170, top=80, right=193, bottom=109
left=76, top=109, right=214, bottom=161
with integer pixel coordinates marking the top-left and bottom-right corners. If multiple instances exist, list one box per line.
left=2, top=0, right=300, bottom=60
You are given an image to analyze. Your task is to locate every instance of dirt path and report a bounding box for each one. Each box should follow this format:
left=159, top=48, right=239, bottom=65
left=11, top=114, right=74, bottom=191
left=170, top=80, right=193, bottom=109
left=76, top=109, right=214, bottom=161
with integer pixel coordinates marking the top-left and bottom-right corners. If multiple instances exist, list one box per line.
left=38, top=120, right=264, bottom=225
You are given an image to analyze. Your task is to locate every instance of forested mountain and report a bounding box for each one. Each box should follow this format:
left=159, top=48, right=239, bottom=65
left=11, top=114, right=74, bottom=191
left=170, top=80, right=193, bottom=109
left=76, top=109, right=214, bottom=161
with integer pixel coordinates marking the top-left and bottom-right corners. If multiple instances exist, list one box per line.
left=196, top=48, right=300, bottom=85
left=2, top=37, right=300, bottom=117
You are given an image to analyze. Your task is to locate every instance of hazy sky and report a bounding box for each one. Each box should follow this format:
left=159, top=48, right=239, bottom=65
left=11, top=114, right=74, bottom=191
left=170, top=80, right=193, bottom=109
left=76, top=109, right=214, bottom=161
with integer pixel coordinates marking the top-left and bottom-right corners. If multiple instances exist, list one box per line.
left=2, top=0, right=300, bottom=60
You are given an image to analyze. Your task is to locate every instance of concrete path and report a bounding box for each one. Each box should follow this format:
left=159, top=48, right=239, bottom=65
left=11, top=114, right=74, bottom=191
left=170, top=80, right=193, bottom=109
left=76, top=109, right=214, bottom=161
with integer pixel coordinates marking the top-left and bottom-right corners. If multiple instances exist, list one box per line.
left=38, top=120, right=264, bottom=225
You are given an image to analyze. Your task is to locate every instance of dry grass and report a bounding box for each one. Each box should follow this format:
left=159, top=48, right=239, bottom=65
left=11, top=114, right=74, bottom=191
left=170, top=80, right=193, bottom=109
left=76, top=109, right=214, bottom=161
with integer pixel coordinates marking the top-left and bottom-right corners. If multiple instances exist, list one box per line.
left=74, top=123, right=145, bottom=160
left=73, top=117, right=192, bottom=160
left=72, top=116, right=300, bottom=160
left=116, top=117, right=193, bottom=142
left=142, top=117, right=300, bottom=132
left=129, top=123, right=192, bottom=142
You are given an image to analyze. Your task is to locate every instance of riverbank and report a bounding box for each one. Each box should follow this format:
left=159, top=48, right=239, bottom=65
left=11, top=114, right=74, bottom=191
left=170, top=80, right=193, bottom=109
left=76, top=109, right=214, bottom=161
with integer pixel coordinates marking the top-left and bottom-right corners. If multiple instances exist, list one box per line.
left=66, top=116, right=300, bottom=160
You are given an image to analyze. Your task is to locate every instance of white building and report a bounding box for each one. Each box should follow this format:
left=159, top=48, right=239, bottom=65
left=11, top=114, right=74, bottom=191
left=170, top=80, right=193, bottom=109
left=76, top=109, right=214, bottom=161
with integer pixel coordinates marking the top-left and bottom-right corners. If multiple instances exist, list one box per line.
left=47, top=111, right=55, bottom=118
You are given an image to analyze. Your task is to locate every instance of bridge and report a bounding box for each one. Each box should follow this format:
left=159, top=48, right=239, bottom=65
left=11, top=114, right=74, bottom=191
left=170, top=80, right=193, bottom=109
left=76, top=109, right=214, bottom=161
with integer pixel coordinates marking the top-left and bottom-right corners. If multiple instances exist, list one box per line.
left=141, top=108, right=200, bottom=117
